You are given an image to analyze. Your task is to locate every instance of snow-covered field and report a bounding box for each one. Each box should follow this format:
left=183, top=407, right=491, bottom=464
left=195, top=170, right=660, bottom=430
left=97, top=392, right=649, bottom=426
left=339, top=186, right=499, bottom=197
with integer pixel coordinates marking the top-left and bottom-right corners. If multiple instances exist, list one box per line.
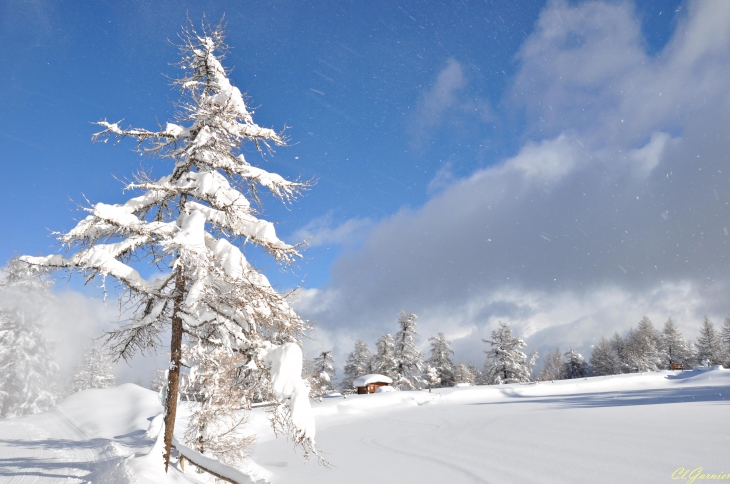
left=2, top=369, right=729, bottom=483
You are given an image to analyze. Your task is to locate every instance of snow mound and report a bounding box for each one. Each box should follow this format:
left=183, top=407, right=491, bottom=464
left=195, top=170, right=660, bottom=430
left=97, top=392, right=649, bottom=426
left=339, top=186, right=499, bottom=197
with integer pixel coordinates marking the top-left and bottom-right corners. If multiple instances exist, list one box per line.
left=352, top=374, right=394, bottom=387
left=0, top=384, right=196, bottom=483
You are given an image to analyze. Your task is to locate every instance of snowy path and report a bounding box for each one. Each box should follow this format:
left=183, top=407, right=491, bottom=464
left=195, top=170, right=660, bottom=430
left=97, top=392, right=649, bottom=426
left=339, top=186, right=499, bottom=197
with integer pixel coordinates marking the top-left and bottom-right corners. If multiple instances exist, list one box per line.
left=0, top=384, right=187, bottom=484
left=251, top=369, right=730, bottom=484
left=0, top=406, right=124, bottom=483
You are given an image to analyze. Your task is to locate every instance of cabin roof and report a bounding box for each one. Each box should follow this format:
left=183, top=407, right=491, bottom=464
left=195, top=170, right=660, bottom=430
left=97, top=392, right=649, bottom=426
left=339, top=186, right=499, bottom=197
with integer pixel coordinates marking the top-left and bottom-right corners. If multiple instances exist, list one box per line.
left=353, top=374, right=393, bottom=387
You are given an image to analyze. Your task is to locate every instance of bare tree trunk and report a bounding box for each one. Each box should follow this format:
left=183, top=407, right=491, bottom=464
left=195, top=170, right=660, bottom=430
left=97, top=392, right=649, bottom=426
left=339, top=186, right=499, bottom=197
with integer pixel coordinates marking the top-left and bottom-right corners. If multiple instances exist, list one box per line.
left=163, top=269, right=185, bottom=472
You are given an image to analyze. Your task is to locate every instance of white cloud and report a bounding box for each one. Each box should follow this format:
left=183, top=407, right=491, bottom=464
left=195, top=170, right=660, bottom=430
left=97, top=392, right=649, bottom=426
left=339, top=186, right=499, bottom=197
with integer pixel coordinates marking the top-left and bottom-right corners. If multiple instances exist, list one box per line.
left=416, top=58, right=464, bottom=128
left=291, top=212, right=372, bottom=248
left=299, top=0, right=730, bottom=370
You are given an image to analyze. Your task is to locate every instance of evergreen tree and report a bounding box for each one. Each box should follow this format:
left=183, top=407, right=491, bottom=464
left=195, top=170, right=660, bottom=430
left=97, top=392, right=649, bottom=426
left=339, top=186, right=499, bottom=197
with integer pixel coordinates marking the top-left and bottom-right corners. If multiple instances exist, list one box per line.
left=393, top=312, right=424, bottom=390
left=659, top=317, right=690, bottom=369
left=21, top=22, right=315, bottom=469
left=482, top=322, right=536, bottom=384
left=68, top=339, right=117, bottom=394
left=561, top=348, right=590, bottom=379
left=372, top=333, right=398, bottom=380
left=342, top=339, right=373, bottom=391
left=427, top=332, right=454, bottom=387
left=453, top=361, right=475, bottom=385
left=697, top=316, right=723, bottom=366
left=308, top=351, right=336, bottom=398
left=536, top=347, right=563, bottom=381
left=590, top=336, right=622, bottom=376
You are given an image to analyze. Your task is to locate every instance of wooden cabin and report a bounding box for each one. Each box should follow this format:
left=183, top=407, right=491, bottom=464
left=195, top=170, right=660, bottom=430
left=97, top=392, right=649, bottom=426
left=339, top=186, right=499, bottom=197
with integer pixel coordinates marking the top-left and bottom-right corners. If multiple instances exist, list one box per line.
left=353, top=374, right=393, bottom=394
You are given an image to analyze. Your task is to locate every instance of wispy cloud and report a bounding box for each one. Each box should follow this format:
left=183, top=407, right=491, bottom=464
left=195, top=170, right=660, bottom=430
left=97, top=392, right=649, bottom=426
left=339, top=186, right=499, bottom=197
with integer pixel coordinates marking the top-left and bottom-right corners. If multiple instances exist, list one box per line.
left=291, top=212, right=372, bottom=248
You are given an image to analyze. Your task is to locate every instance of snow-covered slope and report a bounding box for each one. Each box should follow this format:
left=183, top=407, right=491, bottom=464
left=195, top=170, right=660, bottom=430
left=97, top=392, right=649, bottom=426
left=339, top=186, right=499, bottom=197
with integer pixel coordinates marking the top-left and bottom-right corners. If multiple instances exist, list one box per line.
left=251, top=367, right=730, bottom=484
left=0, top=383, right=190, bottom=483
left=1, top=369, right=729, bottom=483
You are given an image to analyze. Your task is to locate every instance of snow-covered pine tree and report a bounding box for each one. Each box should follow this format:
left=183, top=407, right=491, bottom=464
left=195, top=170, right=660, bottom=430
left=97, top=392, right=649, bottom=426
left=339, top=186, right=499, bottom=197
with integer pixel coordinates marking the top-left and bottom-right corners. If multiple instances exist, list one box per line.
left=308, top=351, right=336, bottom=398
left=426, top=332, right=454, bottom=387
left=342, top=339, right=373, bottom=392
left=659, top=317, right=690, bottom=369
left=68, top=339, right=117, bottom=394
left=589, top=336, right=622, bottom=376
left=453, top=361, right=475, bottom=385
left=0, top=259, right=58, bottom=418
left=393, top=311, right=424, bottom=390
left=20, top=21, right=316, bottom=470
left=482, top=322, right=536, bottom=385
left=372, top=333, right=398, bottom=380
left=536, top=347, right=563, bottom=381
left=696, top=316, right=724, bottom=366
left=561, top=348, right=590, bottom=379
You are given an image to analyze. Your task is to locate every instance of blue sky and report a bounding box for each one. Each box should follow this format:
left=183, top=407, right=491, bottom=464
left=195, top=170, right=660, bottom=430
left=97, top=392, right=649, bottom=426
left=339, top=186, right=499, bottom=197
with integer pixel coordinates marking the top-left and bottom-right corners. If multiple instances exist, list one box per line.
left=8, top=0, right=730, bottom=378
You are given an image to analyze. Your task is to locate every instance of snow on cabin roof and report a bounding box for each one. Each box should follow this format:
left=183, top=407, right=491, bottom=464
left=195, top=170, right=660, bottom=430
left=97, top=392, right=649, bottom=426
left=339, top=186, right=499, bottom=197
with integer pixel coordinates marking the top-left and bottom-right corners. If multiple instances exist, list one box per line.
left=353, top=374, right=393, bottom=387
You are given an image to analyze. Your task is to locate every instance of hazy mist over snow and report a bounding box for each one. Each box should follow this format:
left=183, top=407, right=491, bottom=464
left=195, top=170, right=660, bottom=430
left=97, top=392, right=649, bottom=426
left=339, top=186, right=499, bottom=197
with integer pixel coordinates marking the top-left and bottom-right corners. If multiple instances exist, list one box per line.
left=297, top=0, right=730, bottom=367
left=0, top=283, right=146, bottom=383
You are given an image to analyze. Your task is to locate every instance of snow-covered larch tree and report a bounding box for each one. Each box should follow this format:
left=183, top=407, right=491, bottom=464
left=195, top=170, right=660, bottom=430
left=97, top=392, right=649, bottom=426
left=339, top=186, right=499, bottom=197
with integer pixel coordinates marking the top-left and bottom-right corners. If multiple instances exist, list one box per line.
left=589, top=336, right=622, bottom=376
left=307, top=351, right=336, bottom=398
left=423, top=364, right=440, bottom=392
left=393, top=311, right=424, bottom=390
left=624, top=317, right=661, bottom=372
left=482, top=322, right=536, bottom=385
left=342, top=339, right=373, bottom=391
left=426, top=332, right=454, bottom=387
left=20, top=21, right=316, bottom=471
left=183, top=342, right=255, bottom=470
left=720, top=316, right=730, bottom=368
left=659, top=317, right=691, bottom=369
left=372, top=333, right=398, bottom=381
left=610, top=331, right=629, bottom=373
left=453, top=361, right=475, bottom=385
left=68, top=339, right=117, bottom=394
left=0, top=259, right=59, bottom=418
left=467, top=362, right=483, bottom=385
left=696, top=316, right=724, bottom=366
left=536, top=347, right=562, bottom=381
left=561, top=348, right=590, bottom=379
